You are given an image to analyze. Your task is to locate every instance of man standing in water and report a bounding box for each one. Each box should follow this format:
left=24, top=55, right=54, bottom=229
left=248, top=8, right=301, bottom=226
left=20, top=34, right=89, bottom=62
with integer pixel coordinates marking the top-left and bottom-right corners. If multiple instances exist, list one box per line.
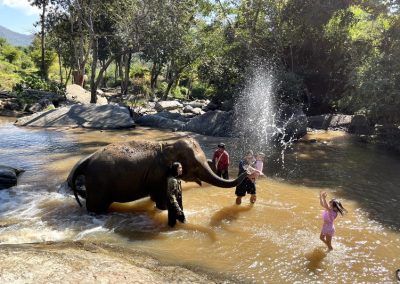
left=235, top=150, right=257, bottom=205
left=212, top=143, right=230, bottom=179
left=167, top=162, right=186, bottom=227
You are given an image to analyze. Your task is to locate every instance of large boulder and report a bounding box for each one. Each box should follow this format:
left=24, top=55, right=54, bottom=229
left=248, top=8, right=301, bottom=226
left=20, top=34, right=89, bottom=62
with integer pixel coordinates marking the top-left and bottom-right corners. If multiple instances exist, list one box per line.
left=308, top=114, right=353, bottom=130
left=15, top=104, right=135, bottom=129
left=135, top=114, right=186, bottom=131
left=154, top=101, right=183, bottom=112
left=183, top=110, right=234, bottom=137
left=66, top=84, right=108, bottom=105
left=0, top=165, right=24, bottom=189
left=280, top=108, right=308, bottom=141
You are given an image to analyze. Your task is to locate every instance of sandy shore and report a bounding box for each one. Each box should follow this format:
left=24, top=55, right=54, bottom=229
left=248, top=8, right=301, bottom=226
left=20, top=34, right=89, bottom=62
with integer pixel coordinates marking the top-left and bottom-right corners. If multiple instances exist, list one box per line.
left=0, top=241, right=231, bottom=283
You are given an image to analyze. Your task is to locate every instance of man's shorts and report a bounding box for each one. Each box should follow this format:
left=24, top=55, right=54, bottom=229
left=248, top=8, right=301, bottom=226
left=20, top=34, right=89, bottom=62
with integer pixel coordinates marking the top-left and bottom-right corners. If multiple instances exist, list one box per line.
left=235, top=178, right=256, bottom=196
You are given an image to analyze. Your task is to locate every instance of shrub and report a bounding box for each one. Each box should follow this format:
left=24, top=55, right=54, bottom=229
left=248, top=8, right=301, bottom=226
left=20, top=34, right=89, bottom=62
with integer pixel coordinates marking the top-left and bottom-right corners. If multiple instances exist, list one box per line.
left=13, top=75, right=66, bottom=96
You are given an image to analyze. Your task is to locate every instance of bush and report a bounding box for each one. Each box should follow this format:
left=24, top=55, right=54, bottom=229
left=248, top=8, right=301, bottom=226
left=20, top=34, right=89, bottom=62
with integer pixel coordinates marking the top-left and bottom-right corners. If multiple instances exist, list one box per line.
left=13, top=75, right=66, bottom=96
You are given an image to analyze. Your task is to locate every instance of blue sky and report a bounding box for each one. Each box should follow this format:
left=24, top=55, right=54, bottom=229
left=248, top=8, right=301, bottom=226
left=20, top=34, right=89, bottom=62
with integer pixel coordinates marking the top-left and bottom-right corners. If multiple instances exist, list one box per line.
left=0, top=0, right=39, bottom=35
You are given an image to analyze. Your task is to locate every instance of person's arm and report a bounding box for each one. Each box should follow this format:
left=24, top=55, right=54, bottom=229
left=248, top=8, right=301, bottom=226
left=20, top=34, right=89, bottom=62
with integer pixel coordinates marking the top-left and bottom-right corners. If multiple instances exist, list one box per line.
left=319, top=192, right=330, bottom=210
left=212, top=151, right=217, bottom=164
left=167, top=178, right=183, bottom=215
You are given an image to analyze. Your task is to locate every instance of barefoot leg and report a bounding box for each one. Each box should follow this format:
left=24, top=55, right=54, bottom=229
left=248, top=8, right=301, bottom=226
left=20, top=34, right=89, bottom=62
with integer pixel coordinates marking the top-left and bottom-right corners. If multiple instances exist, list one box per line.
left=326, top=235, right=333, bottom=250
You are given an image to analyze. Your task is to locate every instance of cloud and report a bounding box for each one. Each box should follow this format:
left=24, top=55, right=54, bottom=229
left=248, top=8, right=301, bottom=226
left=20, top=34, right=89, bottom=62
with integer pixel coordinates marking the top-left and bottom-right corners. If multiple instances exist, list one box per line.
left=0, top=0, right=41, bottom=16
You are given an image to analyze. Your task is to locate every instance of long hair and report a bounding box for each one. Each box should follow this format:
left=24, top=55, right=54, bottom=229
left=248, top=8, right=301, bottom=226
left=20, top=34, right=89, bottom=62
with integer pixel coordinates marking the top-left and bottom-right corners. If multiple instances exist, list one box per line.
left=170, top=162, right=182, bottom=178
left=330, top=199, right=347, bottom=216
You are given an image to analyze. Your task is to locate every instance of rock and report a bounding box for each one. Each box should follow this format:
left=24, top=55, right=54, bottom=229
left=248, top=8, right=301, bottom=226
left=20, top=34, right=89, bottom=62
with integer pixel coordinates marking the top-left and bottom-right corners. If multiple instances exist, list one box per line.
left=0, top=165, right=24, bottom=189
left=188, top=100, right=208, bottom=108
left=66, top=84, right=108, bottom=105
left=96, top=89, right=104, bottom=96
left=183, top=105, right=194, bottom=113
left=183, top=110, right=234, bottom=137
left=220, top=100, right=234, bottom=111
left=135, top=114, right=186, bottom=131
left=155, top=111, right=189, bottom=122
left=191, top=107, right=204, bottom=115
left=15, top=104, right=135, bottom=129
left=281, top=109, right=308, bottom=141
left=308, top=114, right=353, bottom=130
left=349, top=115, right=372, bottom=135
left=154, top=101, right=183, bottom=112
left=204, top=102, right=218, bottom=111
left=0, top=242, right=217, bottom=284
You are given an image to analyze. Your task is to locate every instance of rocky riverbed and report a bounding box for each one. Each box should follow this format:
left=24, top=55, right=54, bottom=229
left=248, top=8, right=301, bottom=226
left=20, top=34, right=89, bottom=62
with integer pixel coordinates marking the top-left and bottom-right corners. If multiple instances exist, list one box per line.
left=0, top=241, right=225, bottom=283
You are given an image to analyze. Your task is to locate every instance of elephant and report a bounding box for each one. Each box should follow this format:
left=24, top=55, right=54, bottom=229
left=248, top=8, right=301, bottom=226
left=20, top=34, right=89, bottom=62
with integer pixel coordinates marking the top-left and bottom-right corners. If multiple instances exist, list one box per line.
left=67, top=137, right=247, bottom=217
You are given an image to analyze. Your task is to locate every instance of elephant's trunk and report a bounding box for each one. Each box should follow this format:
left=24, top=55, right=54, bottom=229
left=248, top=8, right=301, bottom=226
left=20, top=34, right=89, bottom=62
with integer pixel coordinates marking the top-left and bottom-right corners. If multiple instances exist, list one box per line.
left=198, top=161, right=247, bottom=188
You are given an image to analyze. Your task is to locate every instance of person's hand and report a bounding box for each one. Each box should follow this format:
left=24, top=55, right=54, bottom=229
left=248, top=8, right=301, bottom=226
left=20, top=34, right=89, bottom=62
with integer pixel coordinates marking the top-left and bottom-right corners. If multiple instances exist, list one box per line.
left=322, top=192, right=327, bottom=198
left=177, top=211, right=186, bottom=223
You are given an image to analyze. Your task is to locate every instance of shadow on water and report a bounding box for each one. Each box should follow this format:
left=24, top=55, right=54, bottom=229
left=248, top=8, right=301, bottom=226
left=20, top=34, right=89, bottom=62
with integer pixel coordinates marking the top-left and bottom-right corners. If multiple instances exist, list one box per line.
left=273, top=138, right=400, bottom=231
left=304, top=248, right=327, bottom=272
left=39, top=194, right=218, bottom=242
left=209, top=204, right=253, bottom=227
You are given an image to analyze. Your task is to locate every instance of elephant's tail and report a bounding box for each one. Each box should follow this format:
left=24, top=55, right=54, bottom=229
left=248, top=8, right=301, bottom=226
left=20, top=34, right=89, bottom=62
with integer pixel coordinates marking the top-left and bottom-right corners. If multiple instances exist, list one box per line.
left=67, top=154, right=92, bottom=208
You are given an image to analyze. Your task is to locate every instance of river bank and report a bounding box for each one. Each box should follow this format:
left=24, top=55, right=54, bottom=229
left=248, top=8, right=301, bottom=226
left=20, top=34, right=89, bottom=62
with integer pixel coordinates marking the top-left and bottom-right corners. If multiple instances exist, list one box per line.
left=0, top=241, right=225, bottom=283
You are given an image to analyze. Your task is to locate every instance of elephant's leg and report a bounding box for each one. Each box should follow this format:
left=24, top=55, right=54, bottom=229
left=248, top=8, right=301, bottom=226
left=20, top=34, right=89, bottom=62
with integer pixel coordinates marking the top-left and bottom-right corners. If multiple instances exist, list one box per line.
left=150, top=185, right=168, bottom=210
left=167, top=206, right=177, bottom=227
left=86, top=196, right=111, bottom=214
left=85, top=180, right=112, bottom=214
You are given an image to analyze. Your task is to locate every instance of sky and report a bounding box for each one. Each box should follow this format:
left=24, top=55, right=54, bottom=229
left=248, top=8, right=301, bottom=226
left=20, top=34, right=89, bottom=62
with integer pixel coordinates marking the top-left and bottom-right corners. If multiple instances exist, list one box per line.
left=0, top=0, right=39, bottom=35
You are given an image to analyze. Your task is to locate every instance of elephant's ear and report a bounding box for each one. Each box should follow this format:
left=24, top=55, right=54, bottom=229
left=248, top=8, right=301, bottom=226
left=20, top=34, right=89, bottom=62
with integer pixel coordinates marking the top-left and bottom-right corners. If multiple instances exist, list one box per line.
left=160, top=143, right=175, bottom=166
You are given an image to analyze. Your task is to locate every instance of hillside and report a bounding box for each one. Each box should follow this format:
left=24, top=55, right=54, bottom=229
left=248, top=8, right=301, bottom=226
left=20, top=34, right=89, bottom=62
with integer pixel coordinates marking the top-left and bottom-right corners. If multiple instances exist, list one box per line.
left=0, top=25, right=33, bottom=47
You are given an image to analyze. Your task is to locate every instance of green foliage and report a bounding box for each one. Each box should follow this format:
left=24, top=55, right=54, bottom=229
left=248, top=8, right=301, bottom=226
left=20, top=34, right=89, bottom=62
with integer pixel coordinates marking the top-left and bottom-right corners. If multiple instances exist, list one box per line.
left=30, top=48, right=56, bottom=78
left=2, top=45, right=21, bottom=63
left=190, top=84, right=216, bottom=99
left=13, top=75, right=66, bottom=96
left=171, top=86, right=188, bottom=99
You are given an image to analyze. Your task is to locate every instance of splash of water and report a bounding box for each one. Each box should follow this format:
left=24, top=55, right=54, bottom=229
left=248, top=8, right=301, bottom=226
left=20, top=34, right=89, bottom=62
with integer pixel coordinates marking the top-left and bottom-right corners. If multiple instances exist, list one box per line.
left=233, top=66, right=295, bottom=167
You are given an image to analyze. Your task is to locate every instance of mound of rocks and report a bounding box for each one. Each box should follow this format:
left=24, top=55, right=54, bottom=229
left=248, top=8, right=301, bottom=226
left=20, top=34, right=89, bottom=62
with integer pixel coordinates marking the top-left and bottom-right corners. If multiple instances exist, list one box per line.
left=15, top=104, right=135, bottom=129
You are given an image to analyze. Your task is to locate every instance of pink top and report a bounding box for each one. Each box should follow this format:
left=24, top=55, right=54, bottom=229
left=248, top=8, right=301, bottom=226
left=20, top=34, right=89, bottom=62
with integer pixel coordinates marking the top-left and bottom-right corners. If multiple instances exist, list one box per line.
left=255, top=160, right=263, bottom=172
left=322, top=210, right=337, bottom=223
left=321, top=210, right=337, bottom=236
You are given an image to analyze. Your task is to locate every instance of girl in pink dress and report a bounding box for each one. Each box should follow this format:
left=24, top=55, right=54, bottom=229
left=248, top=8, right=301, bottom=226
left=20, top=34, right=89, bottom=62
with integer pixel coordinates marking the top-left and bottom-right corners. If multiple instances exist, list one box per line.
left=319, top=191, right=347, bottom=250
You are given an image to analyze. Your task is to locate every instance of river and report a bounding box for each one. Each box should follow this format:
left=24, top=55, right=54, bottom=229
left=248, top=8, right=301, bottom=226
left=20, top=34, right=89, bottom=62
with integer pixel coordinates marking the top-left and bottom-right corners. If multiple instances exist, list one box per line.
left=0, top=116, right=399, bottom=283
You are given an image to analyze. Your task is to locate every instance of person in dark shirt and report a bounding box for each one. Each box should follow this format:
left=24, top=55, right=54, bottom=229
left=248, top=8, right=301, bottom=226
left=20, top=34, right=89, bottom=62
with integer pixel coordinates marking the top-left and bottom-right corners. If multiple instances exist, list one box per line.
left=235, top=150, right=257, bottom=205
left=167, top=162, right=186, bottom=227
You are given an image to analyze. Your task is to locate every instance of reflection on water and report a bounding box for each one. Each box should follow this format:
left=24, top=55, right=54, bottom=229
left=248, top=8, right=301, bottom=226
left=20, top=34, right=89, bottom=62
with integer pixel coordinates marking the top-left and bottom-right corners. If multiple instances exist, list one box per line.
left=0, top=117, right=400, bottom=283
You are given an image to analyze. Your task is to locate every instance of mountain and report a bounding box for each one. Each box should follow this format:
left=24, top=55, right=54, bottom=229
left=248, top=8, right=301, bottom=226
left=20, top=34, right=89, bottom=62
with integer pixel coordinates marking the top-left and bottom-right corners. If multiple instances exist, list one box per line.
left=0, top=25, right=33, bottom=47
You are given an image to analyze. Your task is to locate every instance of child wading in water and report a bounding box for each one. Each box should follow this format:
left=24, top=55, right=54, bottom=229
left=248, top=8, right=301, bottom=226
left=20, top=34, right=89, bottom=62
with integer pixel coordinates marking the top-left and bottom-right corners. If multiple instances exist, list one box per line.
left=319, top=191, right=347, bottom=250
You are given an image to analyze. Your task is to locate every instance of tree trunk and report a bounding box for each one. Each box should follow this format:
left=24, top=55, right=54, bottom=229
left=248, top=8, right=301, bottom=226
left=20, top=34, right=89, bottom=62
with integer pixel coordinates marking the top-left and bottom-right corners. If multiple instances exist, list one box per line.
left=163, top=80, right=174, bottom=100
left=94, top=49, right=132, bottom=96
left=90, top=37, right=98, bottom=104
left=122, top=53, right=132, bottom=96
left=40, top=2, right=46, bottom=80
left=57, top=41, right=63, bottom=84
left=150, top=62, right=162, bottom=96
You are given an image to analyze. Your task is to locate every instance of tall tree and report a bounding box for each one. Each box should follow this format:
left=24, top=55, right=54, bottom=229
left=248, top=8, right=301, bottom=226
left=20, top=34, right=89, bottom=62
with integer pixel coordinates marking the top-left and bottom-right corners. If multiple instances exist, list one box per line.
left=30, top=0, right=52, bottom=80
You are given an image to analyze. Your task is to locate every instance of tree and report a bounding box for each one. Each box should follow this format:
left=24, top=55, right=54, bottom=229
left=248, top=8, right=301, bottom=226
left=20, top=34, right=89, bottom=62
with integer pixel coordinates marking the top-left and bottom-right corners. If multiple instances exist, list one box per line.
left=30, top=0, right=53, bottom=80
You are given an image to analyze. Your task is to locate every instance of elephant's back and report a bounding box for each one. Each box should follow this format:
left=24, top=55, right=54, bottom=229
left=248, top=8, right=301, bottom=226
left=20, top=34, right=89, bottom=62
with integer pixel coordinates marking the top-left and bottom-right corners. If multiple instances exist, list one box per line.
left=96, top=140, right=160, bottom=159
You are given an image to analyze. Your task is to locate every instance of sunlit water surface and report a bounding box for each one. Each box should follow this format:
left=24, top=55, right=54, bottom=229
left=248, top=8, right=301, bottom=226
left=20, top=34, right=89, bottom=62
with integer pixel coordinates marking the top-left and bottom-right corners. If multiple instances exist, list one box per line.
left=0, top=117, right=399, bottom=283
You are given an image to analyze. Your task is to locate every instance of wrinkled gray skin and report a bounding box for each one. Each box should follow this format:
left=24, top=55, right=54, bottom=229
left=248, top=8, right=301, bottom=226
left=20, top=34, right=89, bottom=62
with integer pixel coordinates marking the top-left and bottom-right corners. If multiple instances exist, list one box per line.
left=67, top=138, right=247, bottom=213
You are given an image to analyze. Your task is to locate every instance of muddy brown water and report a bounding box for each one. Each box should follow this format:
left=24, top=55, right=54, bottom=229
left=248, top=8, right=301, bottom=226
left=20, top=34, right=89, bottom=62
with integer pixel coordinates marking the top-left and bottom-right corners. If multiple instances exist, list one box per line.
left=0, top=116, right=399, bottom=283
